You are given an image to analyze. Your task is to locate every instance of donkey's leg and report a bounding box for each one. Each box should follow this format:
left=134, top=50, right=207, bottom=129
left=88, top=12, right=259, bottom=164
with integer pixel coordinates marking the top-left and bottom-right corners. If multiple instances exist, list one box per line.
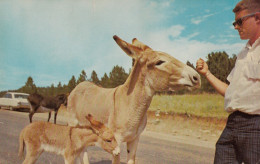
left=53, top=110, right=58, bottom=124
left=112, top=135, right=122, bottom=164
left=82, top=152, right=90, bottom=164
left=28, top=104, right=34, bottom=123
left=29, top=112, right=34, bottom=123
left=126, top=114, right=146, bottom=164
left=126, top=136, right=140, bottom=164
left=47, top=112, right=51, bottom=122
left=112, top=154, right=120, bottom=164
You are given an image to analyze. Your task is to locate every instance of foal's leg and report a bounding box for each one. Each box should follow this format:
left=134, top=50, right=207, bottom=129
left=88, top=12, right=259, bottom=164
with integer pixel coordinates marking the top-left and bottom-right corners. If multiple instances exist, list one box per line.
left=22, top=145, right=42, bottom=164
left=64, top=152, right=76, bottom=164
left=77, top=151, right=89, bottom=164
left=64, top=157, right=75, bottom=164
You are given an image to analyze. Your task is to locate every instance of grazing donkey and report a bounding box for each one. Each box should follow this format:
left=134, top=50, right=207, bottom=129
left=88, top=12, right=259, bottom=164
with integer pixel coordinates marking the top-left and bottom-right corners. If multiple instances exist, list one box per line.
left=67, top=35, right=201, bottom=164
left=18, top=114, right=119, bottom=164
left=27, top=93, right=67, bottom=124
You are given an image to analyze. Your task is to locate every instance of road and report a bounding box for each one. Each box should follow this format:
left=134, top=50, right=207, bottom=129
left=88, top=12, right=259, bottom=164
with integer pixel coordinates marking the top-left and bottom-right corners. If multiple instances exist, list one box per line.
left=0, top=109, right=215, bottom=164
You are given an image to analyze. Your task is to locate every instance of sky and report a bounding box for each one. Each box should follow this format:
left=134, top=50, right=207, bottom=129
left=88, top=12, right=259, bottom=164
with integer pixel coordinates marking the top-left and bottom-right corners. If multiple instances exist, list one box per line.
left=0, top=0, right=245, bottom=91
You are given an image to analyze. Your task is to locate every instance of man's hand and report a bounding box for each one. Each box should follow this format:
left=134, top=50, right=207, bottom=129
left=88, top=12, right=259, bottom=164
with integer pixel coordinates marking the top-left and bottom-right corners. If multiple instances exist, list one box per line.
left=196, top=58, right=208, bottom=76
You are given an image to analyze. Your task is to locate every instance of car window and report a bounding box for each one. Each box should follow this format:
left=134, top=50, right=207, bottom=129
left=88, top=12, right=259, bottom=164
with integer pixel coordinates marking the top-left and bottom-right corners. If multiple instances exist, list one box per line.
left=3, top=93, right=12, bottom=98
left=14, top=94, right=28, bottom=99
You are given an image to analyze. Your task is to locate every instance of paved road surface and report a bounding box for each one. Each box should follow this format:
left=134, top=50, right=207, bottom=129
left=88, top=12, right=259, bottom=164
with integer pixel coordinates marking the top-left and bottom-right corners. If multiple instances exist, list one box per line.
left=0, top=109, right=215, bottom=164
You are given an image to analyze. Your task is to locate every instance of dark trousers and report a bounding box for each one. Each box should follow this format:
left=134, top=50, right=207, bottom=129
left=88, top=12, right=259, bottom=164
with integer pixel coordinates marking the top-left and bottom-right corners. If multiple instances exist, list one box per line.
left=214, top=111, right=260, bottom=164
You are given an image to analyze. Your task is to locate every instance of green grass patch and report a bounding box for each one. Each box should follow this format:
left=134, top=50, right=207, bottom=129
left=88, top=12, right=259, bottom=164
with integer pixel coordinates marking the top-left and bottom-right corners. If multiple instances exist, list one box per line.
left=149, top=94, right=228, bottom=119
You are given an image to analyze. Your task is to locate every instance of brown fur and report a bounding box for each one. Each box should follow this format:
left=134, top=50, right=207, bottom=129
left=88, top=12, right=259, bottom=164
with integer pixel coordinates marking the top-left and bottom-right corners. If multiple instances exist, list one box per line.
left=27, top=93, right=68, bottom=124
left=18, top=115, right=118, bottom=164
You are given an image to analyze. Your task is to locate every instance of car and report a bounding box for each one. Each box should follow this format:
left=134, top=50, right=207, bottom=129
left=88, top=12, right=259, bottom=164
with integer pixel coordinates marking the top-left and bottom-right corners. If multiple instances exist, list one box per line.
left=0, top=92, right=30, bottom=111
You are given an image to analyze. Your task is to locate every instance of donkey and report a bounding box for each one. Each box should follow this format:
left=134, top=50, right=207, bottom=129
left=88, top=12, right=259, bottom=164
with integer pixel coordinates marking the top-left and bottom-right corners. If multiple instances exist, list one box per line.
left=18, top=114, right=119, bottom=164
left=67, top=35, right=201, bottom=164
left=27, top=93, right=67, bottom=124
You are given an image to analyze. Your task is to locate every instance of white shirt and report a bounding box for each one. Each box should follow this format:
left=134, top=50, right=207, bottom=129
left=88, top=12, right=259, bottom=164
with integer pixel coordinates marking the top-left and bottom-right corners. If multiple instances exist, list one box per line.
left=225, top=37, right=260, bottom=114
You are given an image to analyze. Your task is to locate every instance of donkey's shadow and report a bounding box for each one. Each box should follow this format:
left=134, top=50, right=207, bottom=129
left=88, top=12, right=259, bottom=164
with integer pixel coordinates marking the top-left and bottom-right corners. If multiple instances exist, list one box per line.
left=92, top=160, right=126, bottom=164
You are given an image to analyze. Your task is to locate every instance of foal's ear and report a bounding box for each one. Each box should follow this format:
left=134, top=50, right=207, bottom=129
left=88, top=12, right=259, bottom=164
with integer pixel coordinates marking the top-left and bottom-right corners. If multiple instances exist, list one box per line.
left=85, top=114, right=105, bottom=131
left=113, top=35, right=142, bottom=59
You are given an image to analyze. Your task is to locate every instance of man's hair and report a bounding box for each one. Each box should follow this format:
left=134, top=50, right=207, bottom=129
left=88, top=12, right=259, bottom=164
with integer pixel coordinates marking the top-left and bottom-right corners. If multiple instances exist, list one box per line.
left=233, top=0, right=260, bottom=13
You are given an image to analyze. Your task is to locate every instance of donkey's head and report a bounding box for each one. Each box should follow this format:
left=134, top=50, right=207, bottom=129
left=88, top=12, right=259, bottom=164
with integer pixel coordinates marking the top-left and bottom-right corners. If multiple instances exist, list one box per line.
left=56, top=94, right=68, bottom=107
left=113, top=35, right=201, bottom=93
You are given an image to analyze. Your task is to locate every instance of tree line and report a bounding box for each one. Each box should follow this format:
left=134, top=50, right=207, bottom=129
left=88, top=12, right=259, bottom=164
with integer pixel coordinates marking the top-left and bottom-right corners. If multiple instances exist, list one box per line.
left=0, top=51, right=237, bottom=97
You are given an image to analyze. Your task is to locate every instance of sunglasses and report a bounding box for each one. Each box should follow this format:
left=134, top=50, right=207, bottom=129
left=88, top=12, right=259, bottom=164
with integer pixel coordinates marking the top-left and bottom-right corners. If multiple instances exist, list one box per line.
left=232, top=13, right=256, bottom=27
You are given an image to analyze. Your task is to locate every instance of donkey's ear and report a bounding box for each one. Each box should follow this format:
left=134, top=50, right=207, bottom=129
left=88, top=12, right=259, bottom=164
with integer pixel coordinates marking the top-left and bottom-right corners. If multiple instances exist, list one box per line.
left=132, top=38, right=152, bottom=51
left=113, top=35, right=142, bottom=59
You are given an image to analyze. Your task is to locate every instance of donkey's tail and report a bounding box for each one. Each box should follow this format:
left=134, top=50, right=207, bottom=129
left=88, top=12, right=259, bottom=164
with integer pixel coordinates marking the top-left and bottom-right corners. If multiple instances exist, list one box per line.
left=18, top=129, right=25, bottom=159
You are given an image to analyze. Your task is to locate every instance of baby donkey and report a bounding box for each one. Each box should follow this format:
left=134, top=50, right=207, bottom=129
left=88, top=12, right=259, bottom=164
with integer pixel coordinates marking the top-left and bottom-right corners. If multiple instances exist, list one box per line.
left=19, top=114, right=119, bottom=164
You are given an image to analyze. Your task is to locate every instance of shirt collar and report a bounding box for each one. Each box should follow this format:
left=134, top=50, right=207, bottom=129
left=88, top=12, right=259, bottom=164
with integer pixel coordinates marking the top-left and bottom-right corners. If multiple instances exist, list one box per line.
left=246, top=37, right=260, bottom=50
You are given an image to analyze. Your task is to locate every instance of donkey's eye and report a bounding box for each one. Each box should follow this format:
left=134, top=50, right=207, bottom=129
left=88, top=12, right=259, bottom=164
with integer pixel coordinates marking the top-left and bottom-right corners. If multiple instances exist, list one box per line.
left=155, top=60, right=165, bottom=66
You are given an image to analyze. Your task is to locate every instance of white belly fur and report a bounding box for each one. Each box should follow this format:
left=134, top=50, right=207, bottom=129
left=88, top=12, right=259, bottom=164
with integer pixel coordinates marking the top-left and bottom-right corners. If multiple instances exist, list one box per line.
left=37, top=106, right=53, bottom=113
left=41, top=144, right=65, bottom=155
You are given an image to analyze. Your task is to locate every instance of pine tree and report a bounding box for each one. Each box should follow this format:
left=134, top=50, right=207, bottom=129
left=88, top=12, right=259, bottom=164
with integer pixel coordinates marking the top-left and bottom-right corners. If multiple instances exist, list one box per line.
left=49, top=83, right=55, bottom=96
left=100, top=73, right=110, bottom=88
left=77, top=70, right=87, bottom=84
left=109, top=65, right=128, bottom=88
left=57, top=82, right=63, bottom=94
left=68, top=76, right=76, bottom=92
left=90, top=70, right=100, bottom=85
left=18, top=76, right=37, bottom=94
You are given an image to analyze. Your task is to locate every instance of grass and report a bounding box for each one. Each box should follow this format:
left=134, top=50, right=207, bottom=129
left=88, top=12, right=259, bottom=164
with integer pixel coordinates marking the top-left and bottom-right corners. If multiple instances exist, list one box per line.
left=149, top=94, right=229, bottom=119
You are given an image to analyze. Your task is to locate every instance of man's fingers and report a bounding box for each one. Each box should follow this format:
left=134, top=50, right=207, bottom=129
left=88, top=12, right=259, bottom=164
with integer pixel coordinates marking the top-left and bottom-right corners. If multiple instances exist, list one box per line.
left=196, top=65, right=203, bottom=70
left=196, top=59, right=204, bottom=68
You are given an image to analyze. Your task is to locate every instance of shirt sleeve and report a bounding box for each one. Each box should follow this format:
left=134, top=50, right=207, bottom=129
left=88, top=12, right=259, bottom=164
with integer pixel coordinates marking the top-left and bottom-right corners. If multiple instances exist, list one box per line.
left=227, top=68, right=235, bottom=82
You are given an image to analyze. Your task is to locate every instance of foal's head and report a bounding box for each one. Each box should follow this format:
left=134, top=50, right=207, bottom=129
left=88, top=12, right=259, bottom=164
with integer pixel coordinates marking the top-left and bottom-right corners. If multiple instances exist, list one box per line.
left=86, top=114, right=118, bottom=155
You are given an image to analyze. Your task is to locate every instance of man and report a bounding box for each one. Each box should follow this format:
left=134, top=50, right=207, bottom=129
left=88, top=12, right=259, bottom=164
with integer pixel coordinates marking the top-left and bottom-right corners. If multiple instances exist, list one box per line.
left=196, top=0, right=260, bottom=163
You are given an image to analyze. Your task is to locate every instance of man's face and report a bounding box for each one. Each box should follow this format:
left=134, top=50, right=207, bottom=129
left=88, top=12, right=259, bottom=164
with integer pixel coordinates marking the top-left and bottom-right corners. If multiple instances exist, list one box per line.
left=234, top=10, right=256, bottom=40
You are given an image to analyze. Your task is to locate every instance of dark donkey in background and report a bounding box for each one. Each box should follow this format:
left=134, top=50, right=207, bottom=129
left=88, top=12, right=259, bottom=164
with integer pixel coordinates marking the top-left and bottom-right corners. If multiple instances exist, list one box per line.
left=27, top=93, right=67, bottom=124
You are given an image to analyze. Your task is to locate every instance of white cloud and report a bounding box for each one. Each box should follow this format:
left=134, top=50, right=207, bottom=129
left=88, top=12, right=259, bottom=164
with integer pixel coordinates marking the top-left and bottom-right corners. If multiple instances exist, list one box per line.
left=1, top=0, right=162, bottom=90
left=0, top=0, right=245, bottom=91
left=187, top=32, right=200, bottom=39
left=144, top=26, right=244, bottom=65
left=191, top=13, right=215, bottom=25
